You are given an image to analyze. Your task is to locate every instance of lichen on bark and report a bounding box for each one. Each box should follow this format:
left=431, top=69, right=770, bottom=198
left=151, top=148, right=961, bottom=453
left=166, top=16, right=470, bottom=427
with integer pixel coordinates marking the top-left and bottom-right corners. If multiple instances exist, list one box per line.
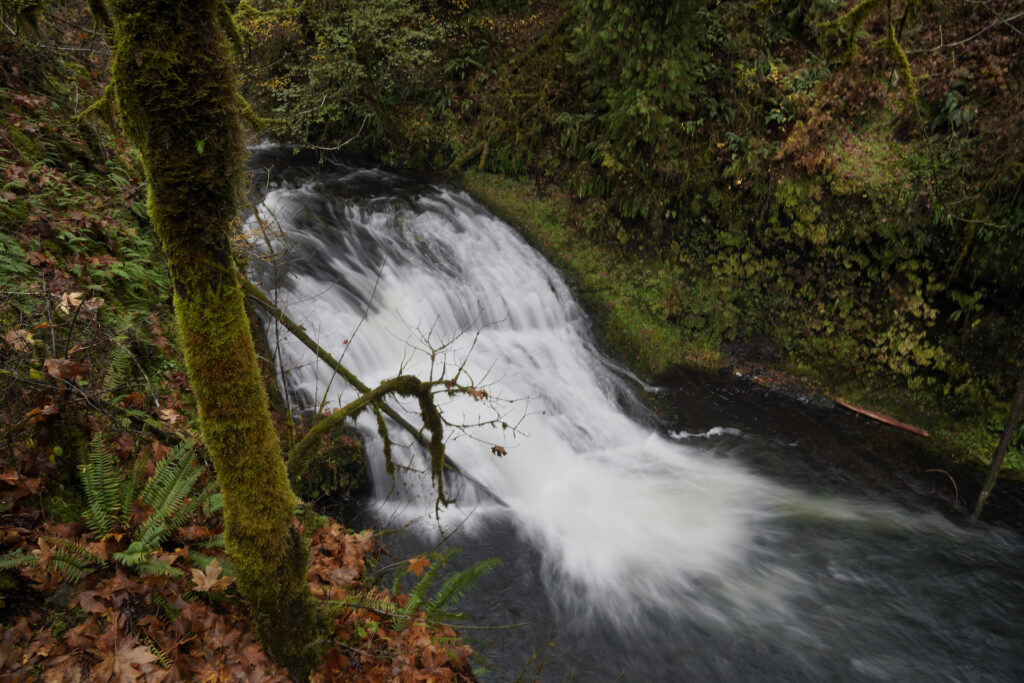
left=93, top=0, right=320, bottom=677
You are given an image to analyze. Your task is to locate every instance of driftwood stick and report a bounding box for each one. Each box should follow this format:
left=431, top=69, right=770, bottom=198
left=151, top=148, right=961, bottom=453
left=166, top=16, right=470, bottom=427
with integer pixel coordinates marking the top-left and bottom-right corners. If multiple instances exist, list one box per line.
left=835, top=398, right=931, bottom=438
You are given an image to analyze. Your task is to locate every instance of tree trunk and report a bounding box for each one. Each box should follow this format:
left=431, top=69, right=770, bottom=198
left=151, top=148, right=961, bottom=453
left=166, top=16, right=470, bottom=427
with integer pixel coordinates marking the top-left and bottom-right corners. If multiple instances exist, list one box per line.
left=102, top=1, right=317, bottom=676
left=972, top=365, right=1024, bottom=519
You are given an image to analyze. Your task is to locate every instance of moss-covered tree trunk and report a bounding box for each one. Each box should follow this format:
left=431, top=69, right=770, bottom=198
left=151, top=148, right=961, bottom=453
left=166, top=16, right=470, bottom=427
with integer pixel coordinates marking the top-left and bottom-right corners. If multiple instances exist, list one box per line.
left=100, top=1, right=318, bottom=676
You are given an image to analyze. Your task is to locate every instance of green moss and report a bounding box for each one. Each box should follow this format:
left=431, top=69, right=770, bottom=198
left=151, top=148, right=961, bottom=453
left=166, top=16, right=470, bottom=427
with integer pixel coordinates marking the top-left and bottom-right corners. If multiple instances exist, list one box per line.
left=4, top=119, right=45, bottom=162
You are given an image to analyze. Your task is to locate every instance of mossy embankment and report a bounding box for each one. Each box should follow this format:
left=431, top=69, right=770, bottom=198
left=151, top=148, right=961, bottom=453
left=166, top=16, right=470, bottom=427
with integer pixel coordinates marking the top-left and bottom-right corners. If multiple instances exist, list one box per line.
left=462, top=171, right=716, bottom=376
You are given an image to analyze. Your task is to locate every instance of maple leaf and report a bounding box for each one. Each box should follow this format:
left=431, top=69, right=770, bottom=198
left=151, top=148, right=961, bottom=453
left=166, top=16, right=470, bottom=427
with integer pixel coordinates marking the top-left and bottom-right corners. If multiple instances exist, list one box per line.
left=79, top=297, right=106, bottom=318
left=329, top=566, right=359, bottom=585
left=407, top=556, right=430, bottom=578
left=73, top=590, right=109, bottom=615
left=43, top=652, right=85, bottom=683
left=191, top=558, right=235, bottom=592
left=159, top=408, right=183, bottom=424
left=85, top=254, right=120, bottom=267
left=130, top=501, right=156, bottom=527
left=4, top=328, right=34, bottom=352
left=25, top=250, right=51, bottom=267
left=57, top=291, right=84, bottom=315
left=90, top=637, right=158, bottom=683
left=25, top=402, right=59, bottom=425
left=490, top=445, right=507, bottom=457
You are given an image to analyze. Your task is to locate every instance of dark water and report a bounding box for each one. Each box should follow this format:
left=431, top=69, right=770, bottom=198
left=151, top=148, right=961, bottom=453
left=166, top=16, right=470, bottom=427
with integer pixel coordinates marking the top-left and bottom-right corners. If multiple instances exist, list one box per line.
left=246, top=147, right=1024, bottom=682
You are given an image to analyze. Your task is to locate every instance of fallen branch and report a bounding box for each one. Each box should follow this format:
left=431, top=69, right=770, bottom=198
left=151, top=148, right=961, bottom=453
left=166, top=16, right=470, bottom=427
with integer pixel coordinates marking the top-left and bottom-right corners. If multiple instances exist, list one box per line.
left=834, top=398, right=931, bottom=437
left=286, top=374, right=449, bottom=501
left=242, top=279, right=432, bottom=448
left=242, top=279, right=508, bottom=507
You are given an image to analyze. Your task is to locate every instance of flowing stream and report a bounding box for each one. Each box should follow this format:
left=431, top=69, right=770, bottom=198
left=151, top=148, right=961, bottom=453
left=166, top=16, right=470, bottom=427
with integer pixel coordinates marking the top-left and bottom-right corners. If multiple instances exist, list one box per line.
left=246, top=148, right=1024, bottom=682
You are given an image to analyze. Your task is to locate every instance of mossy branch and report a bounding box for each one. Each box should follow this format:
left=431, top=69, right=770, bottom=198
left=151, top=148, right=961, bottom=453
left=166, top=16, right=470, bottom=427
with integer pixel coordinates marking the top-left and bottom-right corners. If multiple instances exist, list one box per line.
left=75, top=84, right=114, bottom=126
left=235, top=91, right=286, bottom=133
left=241, top=278, right=435, bottom=449
left=820, top=0, right=918, bottom=102
left=87, top=0, right=111, bottom=28
left=218, top=0, right=244, bottom=55
left=287, top=373, right=460, bottom=508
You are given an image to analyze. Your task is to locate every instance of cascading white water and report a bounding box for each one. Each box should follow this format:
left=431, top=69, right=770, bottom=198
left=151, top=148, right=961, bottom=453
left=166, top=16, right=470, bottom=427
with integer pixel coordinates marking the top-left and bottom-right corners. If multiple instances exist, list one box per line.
left=245, top=152, right=1024, bottom=681
left=246, top=164, right=787, bottom=609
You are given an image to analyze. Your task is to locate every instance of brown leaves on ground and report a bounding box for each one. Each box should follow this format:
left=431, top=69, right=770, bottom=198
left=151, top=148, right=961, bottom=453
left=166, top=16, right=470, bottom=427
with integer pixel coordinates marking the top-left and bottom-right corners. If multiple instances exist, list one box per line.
left=306, top=520, right=477, bottom=683
left=1, top=570, right=288, bottom=683
left=2, top=514, right=478, bottom=683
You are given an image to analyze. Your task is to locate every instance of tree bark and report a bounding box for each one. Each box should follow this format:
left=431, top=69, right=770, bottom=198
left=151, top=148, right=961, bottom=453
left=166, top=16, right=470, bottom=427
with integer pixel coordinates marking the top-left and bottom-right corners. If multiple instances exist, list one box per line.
left=972, top=365, right=1024, bottom=519
left=100, top=1, right=318, bottom=676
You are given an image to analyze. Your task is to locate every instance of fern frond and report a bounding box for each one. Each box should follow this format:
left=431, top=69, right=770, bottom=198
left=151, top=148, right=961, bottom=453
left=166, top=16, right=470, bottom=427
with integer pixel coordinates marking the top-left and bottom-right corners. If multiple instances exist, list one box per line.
left=151, top=592, right=180, bottom=622
left=119, top=448, right=149, bottom=521
left=112, top=540, right=150, bottom=568
left=425, top=557, right=500, bottom=618
left=334, top=592, right=402, bottom=619
left=0, top=548, right=36, bottom=570
left=395, top=549, right=455, bottom=629
left=135, top=560, right=183, bottom=578
left=202, top=491, right=223, bottom=517
left=47, top=537, right=106, bottom=584
left=82, top=433, right=123, bottom=536
left=101, top=344, right=134, bottom=397
left=135, top=442, right=202, bottom=549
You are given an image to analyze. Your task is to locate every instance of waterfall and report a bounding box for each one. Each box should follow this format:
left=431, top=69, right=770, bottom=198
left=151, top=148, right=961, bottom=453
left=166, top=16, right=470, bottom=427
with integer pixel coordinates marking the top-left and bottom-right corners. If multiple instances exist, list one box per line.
left=245, top=149, right=1024, bottom=682
left=247, top=161, right=778, bottom=606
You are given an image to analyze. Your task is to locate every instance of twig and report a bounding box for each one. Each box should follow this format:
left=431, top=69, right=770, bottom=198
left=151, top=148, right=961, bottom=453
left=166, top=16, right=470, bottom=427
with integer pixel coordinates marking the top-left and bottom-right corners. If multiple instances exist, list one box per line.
left=924, top=469, right=959, bottom=510
left=309, top=114, right=371, bottom=152
left=908, top=11, right=1024, bottom=53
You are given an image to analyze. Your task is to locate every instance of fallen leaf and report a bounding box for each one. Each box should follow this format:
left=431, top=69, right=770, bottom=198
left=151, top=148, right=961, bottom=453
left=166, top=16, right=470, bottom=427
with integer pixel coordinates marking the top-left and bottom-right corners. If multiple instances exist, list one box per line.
left=72, top=590, right=108, bottom=615
left=25, top=250, right=51, bottom=267
left=407, top=556, right=430, bottom=578
left=85, top=254, right=120, bottom=267
left=79, top=297, right=105, bottom=318
left=130, top=501, right=156, bottom=527
left=4, top=328, right=34, bottom=351
left=56, top=291, right=84, bottom=315
left=151, top=441, right=171, bottom=461
left=159, top=408, right=182, bottom=424
left=43, top=358, right=91, bottom=381
left=191, top=558, right=235, bottom=592
left=90, top=637, right=158, bottom=683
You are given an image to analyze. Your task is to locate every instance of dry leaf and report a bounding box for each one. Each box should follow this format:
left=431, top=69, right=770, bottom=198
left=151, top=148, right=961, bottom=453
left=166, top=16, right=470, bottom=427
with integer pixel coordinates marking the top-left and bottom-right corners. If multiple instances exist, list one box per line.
left=407, top=556, right=430, bottom=578
left=43, top=358, right=91, bottom=381
left=4, top=328, right=34, bottom=352
left=90, top=637, right=158, bottom=683
left=72, top=590, right=108, bottom=615
left=56, top=291, right=84, bottom=315
left=159, top=408, right=182, bottom=424
left=191, top=558, right=235, bottom=592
